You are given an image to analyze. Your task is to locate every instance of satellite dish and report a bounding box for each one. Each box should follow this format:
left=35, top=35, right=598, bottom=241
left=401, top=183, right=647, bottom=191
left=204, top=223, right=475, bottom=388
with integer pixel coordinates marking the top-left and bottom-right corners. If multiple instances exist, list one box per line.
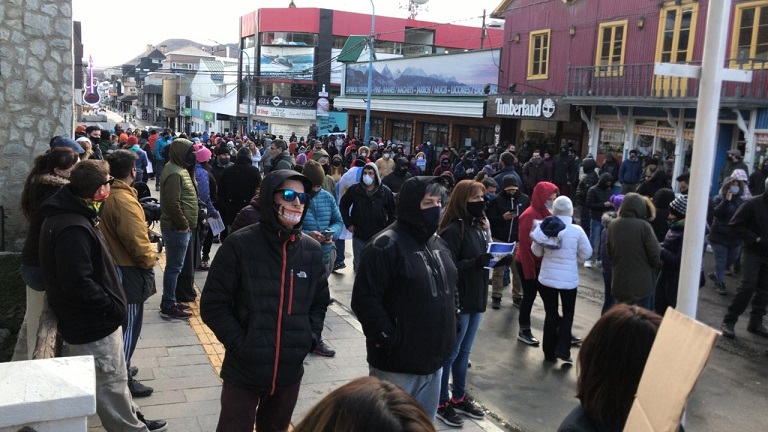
left=411, top=0, right=429, bottom=4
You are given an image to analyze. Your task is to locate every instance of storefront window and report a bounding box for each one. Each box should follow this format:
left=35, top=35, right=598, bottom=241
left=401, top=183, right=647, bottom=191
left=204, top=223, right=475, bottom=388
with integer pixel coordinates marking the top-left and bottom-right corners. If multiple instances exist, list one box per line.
left=656, top=121, right=676, bottom=177
left=391, top=120, right=413, bottom=147
left=261, top=32, right=318, bottom=46
left=634, top=119, right=657, bottom=158
left=755, top=133, right=768, bottom=171
left=371, top=118, right=384, bottom=142
left=598, top=120, right=625, bottom=165
left=519, top=119, right=558, bottom=153
left=682, top=122, right=695, bottom=175
left=421, top=123, right=448, bottom=156
left=457, top=125, right=495, bottom=150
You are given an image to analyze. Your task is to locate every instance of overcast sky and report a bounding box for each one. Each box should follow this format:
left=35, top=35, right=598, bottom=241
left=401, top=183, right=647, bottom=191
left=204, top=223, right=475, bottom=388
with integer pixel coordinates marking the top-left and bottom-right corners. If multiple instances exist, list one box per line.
left=73, top=0, right=504, bottom=68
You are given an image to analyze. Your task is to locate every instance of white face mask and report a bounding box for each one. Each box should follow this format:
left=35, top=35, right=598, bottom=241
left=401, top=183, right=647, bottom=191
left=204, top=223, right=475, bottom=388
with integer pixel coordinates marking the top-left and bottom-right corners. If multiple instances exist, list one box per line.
left=384, top=153, right=391, bottom=159
left=361, top=152, right=368, bottom=157
left=362, top=174, right=374, bottom=186
left=545, top=201, right=554, bottom=212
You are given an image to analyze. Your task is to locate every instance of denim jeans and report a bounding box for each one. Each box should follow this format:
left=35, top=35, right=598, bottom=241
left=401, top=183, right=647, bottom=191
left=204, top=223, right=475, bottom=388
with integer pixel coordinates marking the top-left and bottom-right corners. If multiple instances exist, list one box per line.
left=154, top=159, right=167, bottom=186
left=370, top=366, right=442, bottom=421
left=539, top=286, right=577, bottom=360
left=440, top=312, right=483, bottom=403
left=161, top=229, right=192, bottom=308
left=589, top=219, right=603, bottom=262
left=352, top=237, right=367, bottom=272
left=724, top=252, right=768, bottom=324
left=334, top=238, right=346, bottom=266
left=711, top=242, right=742, bottom=284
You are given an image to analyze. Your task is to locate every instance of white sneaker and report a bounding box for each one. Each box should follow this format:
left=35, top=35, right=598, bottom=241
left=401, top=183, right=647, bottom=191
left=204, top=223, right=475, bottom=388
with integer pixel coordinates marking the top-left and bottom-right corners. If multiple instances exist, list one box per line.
left=584, top=260, right=593, bottom=268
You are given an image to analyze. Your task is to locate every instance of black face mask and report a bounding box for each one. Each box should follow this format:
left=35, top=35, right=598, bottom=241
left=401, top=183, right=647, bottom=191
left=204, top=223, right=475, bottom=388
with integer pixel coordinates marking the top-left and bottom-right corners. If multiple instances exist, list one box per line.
left=467, top=200, right=486, bottom=218
left=332, top=160, right=342, bottom=167
left=421, top=206, right=441, bottom=237
left=184, top=151, right=196, bottom=167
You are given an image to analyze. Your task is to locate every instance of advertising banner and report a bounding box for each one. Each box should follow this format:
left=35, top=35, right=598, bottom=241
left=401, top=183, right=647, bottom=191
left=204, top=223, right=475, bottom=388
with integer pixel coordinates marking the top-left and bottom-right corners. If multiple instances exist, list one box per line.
left=317, top=112, right=348, bottom=135
left=344, top=50, right=500, bottom=96
left=256, top=105, right=317, bottom=120
left=260, top=46, right=315, bottom=81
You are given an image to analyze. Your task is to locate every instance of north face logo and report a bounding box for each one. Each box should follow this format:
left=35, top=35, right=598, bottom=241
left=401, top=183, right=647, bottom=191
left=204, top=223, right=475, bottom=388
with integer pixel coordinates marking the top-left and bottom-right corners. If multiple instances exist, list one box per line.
left=297, top=271, right=307, bottom=278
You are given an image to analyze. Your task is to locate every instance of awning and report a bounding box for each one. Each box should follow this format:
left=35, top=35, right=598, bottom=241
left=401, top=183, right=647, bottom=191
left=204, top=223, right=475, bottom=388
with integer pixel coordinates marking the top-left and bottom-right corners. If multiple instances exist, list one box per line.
left=337, top=36, right=368, bottom=62
left=118, top=95, right=138, bottom=102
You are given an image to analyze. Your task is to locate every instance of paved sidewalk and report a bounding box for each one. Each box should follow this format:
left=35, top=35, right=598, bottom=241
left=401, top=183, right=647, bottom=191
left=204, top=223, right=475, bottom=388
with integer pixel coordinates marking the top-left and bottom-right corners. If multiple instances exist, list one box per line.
left=83, top=259, right=504, bottom=431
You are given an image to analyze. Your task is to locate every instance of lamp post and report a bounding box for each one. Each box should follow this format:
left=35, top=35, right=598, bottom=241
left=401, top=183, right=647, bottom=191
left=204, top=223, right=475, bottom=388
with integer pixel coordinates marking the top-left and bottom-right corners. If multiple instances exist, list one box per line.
left=364, top=0, right=375, bottom=146
left=211, top=40, right=252, bottom=136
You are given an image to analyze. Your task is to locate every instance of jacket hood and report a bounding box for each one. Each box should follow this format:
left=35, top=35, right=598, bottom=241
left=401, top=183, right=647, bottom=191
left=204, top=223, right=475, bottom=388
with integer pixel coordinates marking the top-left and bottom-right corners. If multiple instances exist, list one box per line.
left=440, top=154, right=450, bottom=163
left=650, top=169, right=667, bottom=183
left=652, top=188, right=676, bottom=209
left=582, top=158, right=597, bottom=173
left=394, top=157, right=409, bottom=169
left=530, top=181, right=559, bottom=214
left=540, top=215, right=566, bottom=237
left=360, top=162, right=381, bottom=188
left=618, top=193, right=648, bottom=219
left=259, top=169, right=313, bottom=237
left=169, top=138, right=194, bottom=167
left=38, top=185, right=98, bottom=224
left=601, top=210, right=618, bottom=227
left=597, top=172, right=614, bottom=188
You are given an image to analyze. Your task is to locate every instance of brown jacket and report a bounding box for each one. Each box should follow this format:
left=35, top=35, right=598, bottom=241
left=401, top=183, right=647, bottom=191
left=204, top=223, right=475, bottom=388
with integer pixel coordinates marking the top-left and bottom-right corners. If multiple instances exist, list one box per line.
left=99, top=179, right=156, bottom=269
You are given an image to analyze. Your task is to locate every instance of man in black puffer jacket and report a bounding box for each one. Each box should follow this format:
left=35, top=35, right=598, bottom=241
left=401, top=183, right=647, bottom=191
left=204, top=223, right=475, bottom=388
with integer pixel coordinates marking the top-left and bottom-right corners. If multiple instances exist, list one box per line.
left=584, top=173, right=614, bottom=268
left=352, top=176, right=458, bottom=421
left=201, top=170, right=330, bottom=432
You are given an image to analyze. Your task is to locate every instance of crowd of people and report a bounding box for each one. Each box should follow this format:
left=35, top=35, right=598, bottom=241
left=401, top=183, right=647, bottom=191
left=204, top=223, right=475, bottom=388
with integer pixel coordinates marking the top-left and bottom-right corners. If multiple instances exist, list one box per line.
left=19, top=122, right=768, bottom=431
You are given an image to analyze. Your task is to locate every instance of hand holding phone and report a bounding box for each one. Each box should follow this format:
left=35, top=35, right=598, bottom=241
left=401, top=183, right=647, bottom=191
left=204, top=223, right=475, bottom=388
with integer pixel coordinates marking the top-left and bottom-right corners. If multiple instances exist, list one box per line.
left=322, top=230, right=334, bottom=239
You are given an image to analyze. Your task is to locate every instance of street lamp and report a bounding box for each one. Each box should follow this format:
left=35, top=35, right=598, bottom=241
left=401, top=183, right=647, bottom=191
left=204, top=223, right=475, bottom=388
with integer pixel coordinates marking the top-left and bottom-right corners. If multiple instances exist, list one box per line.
left=364, top=0, right=375, bottom=146
left=212, top=40, right=252, bottom=136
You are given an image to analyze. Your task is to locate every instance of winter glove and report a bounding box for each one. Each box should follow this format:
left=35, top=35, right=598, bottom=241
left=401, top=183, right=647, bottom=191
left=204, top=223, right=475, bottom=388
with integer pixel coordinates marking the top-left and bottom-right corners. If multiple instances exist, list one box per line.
left=475, top=253, right=493, bottom=269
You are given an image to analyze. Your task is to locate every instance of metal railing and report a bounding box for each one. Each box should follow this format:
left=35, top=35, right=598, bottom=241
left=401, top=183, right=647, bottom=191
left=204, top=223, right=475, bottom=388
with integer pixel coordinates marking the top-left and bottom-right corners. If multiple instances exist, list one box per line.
left=565, top=60, right=768, bottom=105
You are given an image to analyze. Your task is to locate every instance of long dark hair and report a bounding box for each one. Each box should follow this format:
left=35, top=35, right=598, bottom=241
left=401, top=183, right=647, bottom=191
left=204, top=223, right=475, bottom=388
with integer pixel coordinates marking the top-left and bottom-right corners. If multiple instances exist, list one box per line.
left=21, top=148, right=79, bottom=219
left=576, top=304, right=662, bottom=429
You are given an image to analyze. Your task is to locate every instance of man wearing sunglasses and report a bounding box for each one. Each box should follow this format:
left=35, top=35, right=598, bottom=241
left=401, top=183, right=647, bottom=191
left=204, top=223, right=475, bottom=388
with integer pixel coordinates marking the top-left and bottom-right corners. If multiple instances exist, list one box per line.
left=201, top=169, right=330, bottom=432
left=39, top=160, right=167, bottom=431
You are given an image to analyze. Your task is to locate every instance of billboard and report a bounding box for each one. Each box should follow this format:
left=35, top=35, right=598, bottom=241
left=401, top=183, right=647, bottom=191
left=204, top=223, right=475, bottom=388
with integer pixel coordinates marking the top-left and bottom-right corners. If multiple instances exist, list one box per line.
left=317, top=112, right=348, bottom=135
left=344, top=50, right=500, bottom=96
left=260, top=46, right=314, bottom=81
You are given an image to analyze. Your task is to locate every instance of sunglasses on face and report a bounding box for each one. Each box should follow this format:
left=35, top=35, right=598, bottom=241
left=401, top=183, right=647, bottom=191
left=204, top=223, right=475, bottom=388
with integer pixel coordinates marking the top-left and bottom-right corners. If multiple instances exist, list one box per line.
left=102, top=176, right=115, bottom=186
left=276, top=189, right=309, bottom=204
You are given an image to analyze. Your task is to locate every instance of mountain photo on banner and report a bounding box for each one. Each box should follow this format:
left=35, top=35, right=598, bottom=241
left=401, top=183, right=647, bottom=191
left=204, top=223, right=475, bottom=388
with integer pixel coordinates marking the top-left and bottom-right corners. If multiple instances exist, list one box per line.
left=260, top=46, right=315, bottom=80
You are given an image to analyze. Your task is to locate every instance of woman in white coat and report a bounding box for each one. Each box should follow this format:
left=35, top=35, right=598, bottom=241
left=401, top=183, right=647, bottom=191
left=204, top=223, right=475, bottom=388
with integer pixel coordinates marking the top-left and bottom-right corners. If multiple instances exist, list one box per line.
left=531, top=196, right=592, bottom=363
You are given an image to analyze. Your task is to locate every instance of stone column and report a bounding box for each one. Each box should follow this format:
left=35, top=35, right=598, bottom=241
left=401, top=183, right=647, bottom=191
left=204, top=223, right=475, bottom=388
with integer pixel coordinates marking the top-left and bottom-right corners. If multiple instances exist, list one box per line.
left=0, top=0, right=74, bottom=252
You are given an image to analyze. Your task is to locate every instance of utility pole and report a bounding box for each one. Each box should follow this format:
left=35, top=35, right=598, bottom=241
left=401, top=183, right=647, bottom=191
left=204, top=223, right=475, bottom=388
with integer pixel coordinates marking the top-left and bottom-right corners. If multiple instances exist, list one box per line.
left=246, top=63, right=252, bottom=137
left=481, top=9, right=486, bottom=50
left=364, top=0, right=375, bottom=146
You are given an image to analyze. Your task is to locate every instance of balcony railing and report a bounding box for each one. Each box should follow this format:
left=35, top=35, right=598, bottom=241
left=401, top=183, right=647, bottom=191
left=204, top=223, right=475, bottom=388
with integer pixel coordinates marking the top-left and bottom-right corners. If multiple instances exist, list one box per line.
left=565, top=60, right=768, bottom=107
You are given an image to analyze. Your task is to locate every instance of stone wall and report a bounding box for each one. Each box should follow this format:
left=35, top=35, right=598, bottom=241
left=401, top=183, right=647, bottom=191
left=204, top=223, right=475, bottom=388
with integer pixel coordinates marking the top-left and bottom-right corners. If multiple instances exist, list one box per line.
left=0, top=0, right=74, bottom=252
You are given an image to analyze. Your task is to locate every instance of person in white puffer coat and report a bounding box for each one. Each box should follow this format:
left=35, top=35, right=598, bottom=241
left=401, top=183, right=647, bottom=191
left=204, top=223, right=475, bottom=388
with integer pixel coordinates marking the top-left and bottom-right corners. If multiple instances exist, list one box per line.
left=531, top=196, right=592, bottom=364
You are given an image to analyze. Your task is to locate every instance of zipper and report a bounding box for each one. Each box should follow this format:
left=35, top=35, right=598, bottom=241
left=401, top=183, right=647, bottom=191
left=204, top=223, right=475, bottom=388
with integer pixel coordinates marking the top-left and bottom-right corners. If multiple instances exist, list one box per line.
left=288, top=269, right=294, bottom=315
left=271, top=238, right=289, bottom=395
left=423, top=246, right=439, bottom=297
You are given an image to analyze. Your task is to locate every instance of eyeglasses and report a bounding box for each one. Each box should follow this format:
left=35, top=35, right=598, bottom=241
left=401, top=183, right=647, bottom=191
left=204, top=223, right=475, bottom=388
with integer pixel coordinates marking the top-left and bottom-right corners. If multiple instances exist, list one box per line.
left=102, top=176, right=115, bottom=186
left=276, top=189, right=309, bottom=204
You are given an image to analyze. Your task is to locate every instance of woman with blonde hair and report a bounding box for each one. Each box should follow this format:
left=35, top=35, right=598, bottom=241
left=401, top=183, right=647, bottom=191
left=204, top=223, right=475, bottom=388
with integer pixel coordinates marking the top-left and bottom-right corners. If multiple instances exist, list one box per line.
left=294, top=376, right=435, bottom=432
left=435, top=179, right=491, bottom=427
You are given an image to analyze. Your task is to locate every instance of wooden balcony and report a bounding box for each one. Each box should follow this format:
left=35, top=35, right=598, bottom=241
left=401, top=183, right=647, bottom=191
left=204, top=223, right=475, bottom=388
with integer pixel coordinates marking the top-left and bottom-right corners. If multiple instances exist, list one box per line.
left=565, top=61, right=768, bottom=108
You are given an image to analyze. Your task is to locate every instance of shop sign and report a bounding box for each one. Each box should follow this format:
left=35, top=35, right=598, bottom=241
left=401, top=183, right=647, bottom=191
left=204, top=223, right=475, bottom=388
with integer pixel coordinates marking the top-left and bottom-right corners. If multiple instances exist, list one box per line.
left=756, top=133, right=768, bottom=144
left=492, top=97, right=556, bottom=118
left=257, top=95, right=316, bottom=108
left=204, top=112, right=215, bottom=122
left=684, top=130, right=695, bottom=141
left=599, top=120, right=624, bottom=130
left=256, top=105, right=317, bottom=120
left=635, top=125, right=656, bottom=136
left=657, top=128, right=677, bottom=140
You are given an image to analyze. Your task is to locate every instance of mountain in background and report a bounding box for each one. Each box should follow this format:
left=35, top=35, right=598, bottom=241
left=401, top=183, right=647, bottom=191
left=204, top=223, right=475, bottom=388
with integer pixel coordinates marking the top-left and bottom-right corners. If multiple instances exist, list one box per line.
left=119, top=39, right=238, bottom=66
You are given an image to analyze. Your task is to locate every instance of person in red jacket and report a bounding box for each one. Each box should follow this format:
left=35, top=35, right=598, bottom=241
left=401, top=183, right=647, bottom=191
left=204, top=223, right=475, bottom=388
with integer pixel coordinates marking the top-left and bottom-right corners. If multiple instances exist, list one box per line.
left=515, top=181, right=559, bottom=346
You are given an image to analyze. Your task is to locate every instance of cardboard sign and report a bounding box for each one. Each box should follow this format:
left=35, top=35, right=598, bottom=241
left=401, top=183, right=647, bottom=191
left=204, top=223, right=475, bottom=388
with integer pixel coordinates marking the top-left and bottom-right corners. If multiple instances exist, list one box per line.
left=625, top=308, right=718, bottom=432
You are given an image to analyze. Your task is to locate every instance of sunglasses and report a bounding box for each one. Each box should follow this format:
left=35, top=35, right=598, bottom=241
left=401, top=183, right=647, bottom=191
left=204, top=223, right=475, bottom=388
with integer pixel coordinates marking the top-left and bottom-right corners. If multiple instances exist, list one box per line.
left=276, top=189, right=309, bottom=204
left=102, top=176, right=115, bottom=186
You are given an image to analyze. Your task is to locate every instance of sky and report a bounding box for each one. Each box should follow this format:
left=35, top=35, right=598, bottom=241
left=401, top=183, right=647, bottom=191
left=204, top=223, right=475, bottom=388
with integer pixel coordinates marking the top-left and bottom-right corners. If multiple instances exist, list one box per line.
left=72, top=0, right=505, bottom=68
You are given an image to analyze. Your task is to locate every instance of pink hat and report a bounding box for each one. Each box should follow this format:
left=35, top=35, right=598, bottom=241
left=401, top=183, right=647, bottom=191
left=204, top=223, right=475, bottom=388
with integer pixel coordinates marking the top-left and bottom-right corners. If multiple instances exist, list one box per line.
left=195, top=146, right=211, bottom=163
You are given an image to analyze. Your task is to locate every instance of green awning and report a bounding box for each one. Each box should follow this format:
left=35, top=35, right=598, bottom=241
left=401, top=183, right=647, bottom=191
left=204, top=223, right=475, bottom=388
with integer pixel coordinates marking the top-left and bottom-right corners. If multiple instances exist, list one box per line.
left=337, top=36, right=368, bottom=63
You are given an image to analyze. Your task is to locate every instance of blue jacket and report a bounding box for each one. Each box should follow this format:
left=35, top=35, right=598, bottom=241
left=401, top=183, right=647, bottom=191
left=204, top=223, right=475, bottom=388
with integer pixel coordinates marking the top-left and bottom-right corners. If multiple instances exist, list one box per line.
left=618, top=158, right=643, bottom=185
left=154, top=136, right=171, bottom=161
left=195, top=164, right=218, bottom=216
left=302, top=189, right=344, bottom=264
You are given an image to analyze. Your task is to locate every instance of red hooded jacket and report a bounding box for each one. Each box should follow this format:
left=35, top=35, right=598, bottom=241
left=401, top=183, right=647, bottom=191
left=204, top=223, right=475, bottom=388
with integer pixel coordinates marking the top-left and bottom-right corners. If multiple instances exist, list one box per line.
left=515, top=181, right=559, bottom=280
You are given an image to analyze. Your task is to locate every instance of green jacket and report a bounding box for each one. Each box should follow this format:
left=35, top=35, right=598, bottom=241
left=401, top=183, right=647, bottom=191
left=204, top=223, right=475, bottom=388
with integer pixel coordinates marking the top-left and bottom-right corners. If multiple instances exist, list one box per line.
left=160, top=138, right=198, bottom=230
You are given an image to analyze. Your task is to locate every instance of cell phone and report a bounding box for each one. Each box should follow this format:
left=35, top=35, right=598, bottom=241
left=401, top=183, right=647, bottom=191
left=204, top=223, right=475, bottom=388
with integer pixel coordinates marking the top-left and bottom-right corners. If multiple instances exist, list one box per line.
left=322, top=230, right=333, bottom=239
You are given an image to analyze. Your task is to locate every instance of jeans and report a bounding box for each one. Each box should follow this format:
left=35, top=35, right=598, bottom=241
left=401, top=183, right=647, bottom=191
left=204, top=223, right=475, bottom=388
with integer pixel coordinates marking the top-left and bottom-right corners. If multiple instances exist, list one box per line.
left=724, top=252, right=768, bottom=325
left=370, top=366, right=442, bottom=422
left=161, top=229, right=192, bottom=309
left=539, top=286, right=577, bottom=360
left=711, top=242, right=742, bottom=284
left=334, top=238, right=346, bottom=265
left=589, top=219, right=603, bottom=262
left=216, top=379, right=301, bottom=432
left=154, top=159, right=167, bottom=188
left=135, top=169, right=143, bottom=184
left=352, top=236, right=367, bottom=272
left=516, top=260, right=540, bottom=330
left=602, top=268, right=614, bottom=315
left=440, top=312, right=483, bottom=403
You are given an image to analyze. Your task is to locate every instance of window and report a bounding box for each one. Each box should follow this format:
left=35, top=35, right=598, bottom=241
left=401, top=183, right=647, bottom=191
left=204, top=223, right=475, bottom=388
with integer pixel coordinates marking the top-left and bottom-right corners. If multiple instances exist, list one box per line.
left=595, top=20, right=628, bottom=76
left=731, top=1, right=768, bottom=69
left=260, top=32, right=318, bottom=46
left=528, top=30, right=550, bottom=80
left=655, top=2, right=697, bottom=64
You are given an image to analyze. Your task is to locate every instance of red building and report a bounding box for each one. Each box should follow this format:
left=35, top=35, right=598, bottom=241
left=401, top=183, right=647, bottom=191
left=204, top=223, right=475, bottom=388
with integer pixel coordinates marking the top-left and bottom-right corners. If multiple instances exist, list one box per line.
left=491, top=0, right=768, bottom=192
left=237, top=7, right=502, bottom=140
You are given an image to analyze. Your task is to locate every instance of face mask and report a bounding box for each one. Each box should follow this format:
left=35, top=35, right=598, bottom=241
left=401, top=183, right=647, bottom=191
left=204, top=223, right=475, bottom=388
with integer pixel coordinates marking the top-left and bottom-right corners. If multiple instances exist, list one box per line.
left=384, top=153, right=391, bottom=159
left=421, top=205, right=442, bottom=237
left=218, top=157, right=230, bottom=165
left=485, top=193, right=496, bottom=201
left=332, top=160, right=341, bottom=167
left=545, top=200, right=554, bottom=213
left=362, top=174, right=374, bottom=186
left=467, top=200, right=486, bottom=218
left=441, top=161, right=449, bottom=166
left=361, top=152, right=368, bottom=157
left=729, top=185, right=740, bottom=194
left=185, top=151, right=196, bottom=167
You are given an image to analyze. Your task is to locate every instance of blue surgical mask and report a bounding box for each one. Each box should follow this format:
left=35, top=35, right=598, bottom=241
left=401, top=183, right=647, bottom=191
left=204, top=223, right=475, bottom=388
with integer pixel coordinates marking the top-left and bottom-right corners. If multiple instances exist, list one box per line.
left=729, top=185, right=740, bottom=194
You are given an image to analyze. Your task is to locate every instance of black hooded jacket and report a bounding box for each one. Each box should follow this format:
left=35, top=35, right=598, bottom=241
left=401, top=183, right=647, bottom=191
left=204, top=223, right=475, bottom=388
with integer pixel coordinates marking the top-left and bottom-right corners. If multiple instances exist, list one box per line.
left=200, top=169, right=330, bottom=392
left=351, top=177, right=458, bottom=375
left=38, top=186, right=127, bottom=344
left=586, top=173, right=615, bottom=220
left=636, top=169, right=671, bottom=198
left=382, top=157, right=412, bottom=194
left=218, top=150, right=262, bottom=225
left=340, top=162, right=397, bottom=241
left=487, top=189, right=531, bottom=242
